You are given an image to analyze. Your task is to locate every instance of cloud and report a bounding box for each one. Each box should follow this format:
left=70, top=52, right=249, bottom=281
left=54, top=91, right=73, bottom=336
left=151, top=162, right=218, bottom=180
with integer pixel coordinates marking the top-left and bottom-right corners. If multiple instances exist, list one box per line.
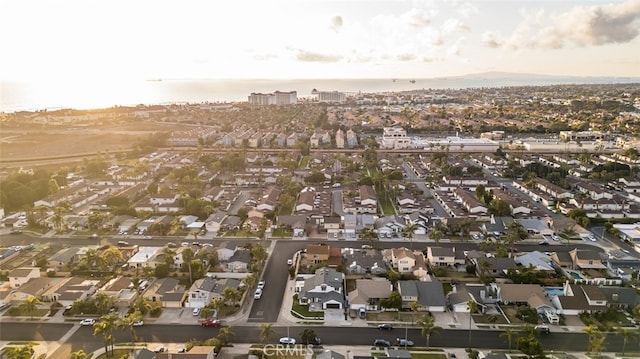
left=403, top=8, right=432, bottom=28
left=442, top=18, right=470, bottom=34
left=330, top=16, right=343, bottom=32
left=296, top=50, right=342, bottom=63
left=491, top=0, right=640, bottom=50
left=481, top=31, right=502, bottom=48
left=397, top=53, right=416, bottom=61
left=447, top=37, right=465, bottom=56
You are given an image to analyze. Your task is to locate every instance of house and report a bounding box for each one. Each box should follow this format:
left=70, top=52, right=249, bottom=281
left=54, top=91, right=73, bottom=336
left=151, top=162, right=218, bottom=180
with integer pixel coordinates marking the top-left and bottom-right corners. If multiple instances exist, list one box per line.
left=298, top=267, right=345, bottom=312
left=398, top=279, right=447, bottom=312
left=127, top=247, right=163, bottom=268
left=426, top=247, right=458, bottom=267
left=385, top=247, right=428, bottom=278
left=216, top=242, right=237, bottom=262
left=9, top=277, right=62, bottom=302
left=347, top=278, right=392, bottom=311
left=226, top=249, right=251, bottom=272
left=186, top=277, right=242, bottom=309
left=474, top=257, right=517, bottom=278
left=98, top=276, right=137, bottom=307
left=141, top=278, right=186, bottom=308
left=514, top=251, right=555, bottom=272
left=47, top=248, right=80, bottom=270
left=41, top=277, right=100, bottom=305
left=317, top=350, right=345, bottom=359
left=205, top=212, right=227, bottom=233
left=256, top=187, right=281, bottom=212
left=552, top=282, right=607, bottom=315
left=9, top=267, right=40, bottom=289
left=550, top=251, right=573, bottom=268
left=342, top=248, right=386, bottom=276
left=307, top=244, right=331, bottom=264
left=497, top=283, right=555, bottom=315
left=568, top=248, right=606, bottom=269
left=598, top=286, right=640, bottom=309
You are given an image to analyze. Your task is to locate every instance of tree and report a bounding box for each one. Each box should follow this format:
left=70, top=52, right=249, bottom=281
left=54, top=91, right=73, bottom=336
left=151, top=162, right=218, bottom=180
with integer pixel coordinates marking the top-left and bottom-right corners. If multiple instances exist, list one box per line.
left=408, top=301, right=420, bottom=324
left=70, top=349, right=90, bottom=359
left=200, top=307, right=215, bottom=320
left=429, top=229, right=443, bottom=244
left=118, top=310, right=143, bottom=342
left=583, top=324, right=606, bottom=355
left=467, top=300, right=478, bottom=349
left=402, top=223, right=416, bottom=250
left=93, top=312, right=119, bottom=356
left=260, top=323, right=274, bottom=344
left=500, top=327, right=519, bottom=350
left=300, top=328, right=318, bottom=345
left=217, top=326, right=235, bottom=345
left=380, top=291, right=402, bottom=310
left=182, top=247, right=195, bottom=284
left=360, top=227, right=378, bottom=245
left=515, top=334, right=545, bottom=359
left=417, top=314, right=442, bottom=348
left=1, top=344, right=34, bottom=359
left=19, top=295, right=41, bottom=320
left=616, top=327, right=637, bottom=355
left=222, top=287, right=241, bottom=307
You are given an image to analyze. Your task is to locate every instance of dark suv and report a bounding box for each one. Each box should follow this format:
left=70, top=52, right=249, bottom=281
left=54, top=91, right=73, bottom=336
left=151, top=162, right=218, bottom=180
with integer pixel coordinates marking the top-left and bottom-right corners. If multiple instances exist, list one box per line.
left=374, top=339, right=391, bottom=347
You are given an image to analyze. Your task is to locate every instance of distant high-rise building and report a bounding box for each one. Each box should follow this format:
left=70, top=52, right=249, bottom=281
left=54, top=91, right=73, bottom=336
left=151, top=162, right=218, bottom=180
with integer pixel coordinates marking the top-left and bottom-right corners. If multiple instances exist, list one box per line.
left=312, top=90, right=346, bottom=103
left=248, top=91, right=297, bottom=105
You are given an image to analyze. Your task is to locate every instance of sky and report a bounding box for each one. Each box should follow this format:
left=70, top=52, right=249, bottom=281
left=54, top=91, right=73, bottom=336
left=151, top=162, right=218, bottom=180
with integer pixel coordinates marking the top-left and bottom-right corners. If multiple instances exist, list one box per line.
left=1, top=0, right=640, bottom=82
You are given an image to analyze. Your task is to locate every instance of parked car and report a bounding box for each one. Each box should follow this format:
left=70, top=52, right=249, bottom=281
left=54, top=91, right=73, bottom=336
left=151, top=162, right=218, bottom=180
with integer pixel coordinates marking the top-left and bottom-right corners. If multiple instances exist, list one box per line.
left=153, top=346, right=165, bottom=353
left=132, top=320, right=144, bottom=327
left=358, top=307, right=366, bottom=318
left=117, top=241, right=129, bottom=246
left=201, top=319, right=221, bottom=327
left=279, top=337, right=296, bottom=345
left=535, top=325, right=550, bottom=334
left=377, top=323, right=393, bottom=330
left=80, top=318, right=95, bottom=326
left=192, top=307, right=201, bottom=316
left=254, top=289, right=263, bottom=299
left=287, top=259, right=293, bottom=266
left=257, top=281, right=266, bottom=289
left=374, top=339, right=391, bottom=347
left=397, top=338, right=414, bottom=347
left=361, top=244, right=373, bottom=249
left=302, top=335, right=321, bottom=345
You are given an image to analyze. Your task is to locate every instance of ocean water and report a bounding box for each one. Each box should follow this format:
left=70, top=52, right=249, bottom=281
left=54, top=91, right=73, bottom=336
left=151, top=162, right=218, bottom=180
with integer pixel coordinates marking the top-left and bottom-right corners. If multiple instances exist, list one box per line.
left=2, top=76, right=637, bottom=113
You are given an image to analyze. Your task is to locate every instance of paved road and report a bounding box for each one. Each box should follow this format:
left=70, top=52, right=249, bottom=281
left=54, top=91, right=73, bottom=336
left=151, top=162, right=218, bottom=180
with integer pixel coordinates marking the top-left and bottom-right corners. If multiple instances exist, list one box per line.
left=1, top=323, right=629, bottom=356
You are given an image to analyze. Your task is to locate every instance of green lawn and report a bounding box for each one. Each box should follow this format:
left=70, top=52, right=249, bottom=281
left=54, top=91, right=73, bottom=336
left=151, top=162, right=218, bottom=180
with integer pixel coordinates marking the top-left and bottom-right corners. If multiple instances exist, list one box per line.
left=291, top=302, right=324, bottom=319
left=299, top=156, right=310, bottom=169
left=411, top=353, right=447, bottom=359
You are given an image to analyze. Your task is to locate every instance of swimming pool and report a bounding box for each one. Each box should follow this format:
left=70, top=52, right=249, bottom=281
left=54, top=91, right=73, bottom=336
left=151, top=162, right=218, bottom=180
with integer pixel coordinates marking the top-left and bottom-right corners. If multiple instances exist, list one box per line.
left=569, top=271, right=584, bottom=280
left=544, top=287, right=564, bottom=296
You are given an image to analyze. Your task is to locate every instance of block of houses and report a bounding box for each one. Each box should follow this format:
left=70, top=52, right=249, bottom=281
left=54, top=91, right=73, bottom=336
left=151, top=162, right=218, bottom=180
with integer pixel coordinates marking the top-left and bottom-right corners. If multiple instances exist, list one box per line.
left=298, top=267, right=345, bottom=312
left=342, top=248, right=386, bottom=275
left=256, top=187, right=281, bottom=212
left=9, top=277, right=63, bottom=302
left=347, top=278, right=392, bottom=311
left=141, top=278, right=186, bottom=308
left=9, top=267, right=40, bottom=289
left=398, top=279, right=447, bottom=312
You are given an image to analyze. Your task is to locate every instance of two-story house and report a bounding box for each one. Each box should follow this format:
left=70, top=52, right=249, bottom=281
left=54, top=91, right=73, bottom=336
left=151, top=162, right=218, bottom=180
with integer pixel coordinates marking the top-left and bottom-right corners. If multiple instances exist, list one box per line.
left=298, top=267, right=345, bottom=312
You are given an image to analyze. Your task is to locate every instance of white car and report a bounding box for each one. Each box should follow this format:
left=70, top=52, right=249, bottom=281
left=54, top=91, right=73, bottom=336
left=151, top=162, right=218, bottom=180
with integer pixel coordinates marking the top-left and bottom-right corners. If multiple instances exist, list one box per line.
left=257, top=281, right=265, bottom=289
left=279, top=337, right=296, bottom=345
left=132, top=320, right=144, bottom=327
left=80, top=318, right=95, bottom=326
left=192, top=307, right=201, bottom=316
left=254, top=289, right=263, bottom=299
left=287, top=259, right=293, bottom=266
left=551, top=234, right=560, bottom=241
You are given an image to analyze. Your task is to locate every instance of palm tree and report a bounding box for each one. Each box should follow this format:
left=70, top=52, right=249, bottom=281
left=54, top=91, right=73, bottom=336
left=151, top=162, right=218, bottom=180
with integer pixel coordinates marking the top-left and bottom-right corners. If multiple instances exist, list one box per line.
left=242, top=273, right=257, bottom=289
left=162, top=247, right=177, bottom=268
left=222, top=287, right=241, bottom=307
left=19, top=295, right=41, bottom=320
left=300, top=328, right=318, bottom=345
left=182, top=247, right=195, bottom=284
left=103, top=247, right=123, bottom=268
left=118, top=310, right=143, bottom=342
left=402, top=222, right=416, bottom=250
left=217, top=326, right=235, bottom=345
left=408, top=301, right=420, bottom=324
left=93, top=292, right=113, bottom=315
left=582, top=324, right=606, bottom=355
left=500, top=327, right=519, bottom=350
left=467, top=300, right=478, bottom=349
left=93, top=312, right=119, bottom=355
left=200, top=307, right=215, bottom=320
left=429, top=229, right=442, bottom=244
left=70, top=349, right=90, bottom=359
left=1, top=345, right=34, bottom=359
left=616, top=327, right=636, bottom=355
left=360, top=227, right=378, bottom=245
left=260, top=323, right=274, bottom=344
left=417, top=314, right=442, bottom=348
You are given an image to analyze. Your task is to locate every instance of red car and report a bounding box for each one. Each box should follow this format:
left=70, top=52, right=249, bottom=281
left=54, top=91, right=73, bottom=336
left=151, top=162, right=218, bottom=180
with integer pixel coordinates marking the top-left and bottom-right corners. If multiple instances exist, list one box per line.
left=200, top=319, right=221, bottom=327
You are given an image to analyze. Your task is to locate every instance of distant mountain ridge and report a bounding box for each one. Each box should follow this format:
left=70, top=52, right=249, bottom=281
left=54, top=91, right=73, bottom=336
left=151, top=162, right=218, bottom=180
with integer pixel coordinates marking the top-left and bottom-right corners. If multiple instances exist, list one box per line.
left=427, top=71, right=640, bottom=86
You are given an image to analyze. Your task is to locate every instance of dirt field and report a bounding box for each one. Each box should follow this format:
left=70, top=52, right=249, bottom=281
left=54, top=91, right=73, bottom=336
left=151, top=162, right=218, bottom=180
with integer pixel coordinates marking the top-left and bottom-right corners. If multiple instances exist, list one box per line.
left=0, top=122, right=183, bottom=170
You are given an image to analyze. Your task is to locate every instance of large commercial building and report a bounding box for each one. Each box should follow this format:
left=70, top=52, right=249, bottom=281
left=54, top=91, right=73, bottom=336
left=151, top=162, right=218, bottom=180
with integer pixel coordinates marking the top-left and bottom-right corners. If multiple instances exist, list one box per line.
left=248, top=91, right=297, bottom=105
left=381, top=127, right=411, bottom=149
left=312, top=90, right=346, bottom=103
